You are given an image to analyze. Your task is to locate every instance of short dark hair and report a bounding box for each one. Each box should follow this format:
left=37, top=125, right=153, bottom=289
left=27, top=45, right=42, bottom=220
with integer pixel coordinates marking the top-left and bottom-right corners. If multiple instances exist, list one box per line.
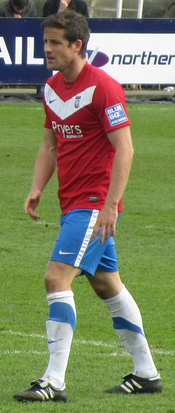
left=12, top=0, right=28, bottom=9
left=41, top=11, right=90, bottom=58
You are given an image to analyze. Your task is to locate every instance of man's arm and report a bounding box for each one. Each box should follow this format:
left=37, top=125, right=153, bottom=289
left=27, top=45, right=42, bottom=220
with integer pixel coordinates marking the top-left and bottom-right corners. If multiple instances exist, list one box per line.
left=24, top=128, right=57, bottom=220
left=26, top=0, right=38, bottom=17
left=0, top=2, right=6, bottom=16
left=92, top=126, right=134, bottom=244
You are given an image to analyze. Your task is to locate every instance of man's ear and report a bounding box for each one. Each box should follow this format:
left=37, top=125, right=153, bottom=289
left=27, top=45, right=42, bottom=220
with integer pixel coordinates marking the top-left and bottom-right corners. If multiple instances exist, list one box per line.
left=75, top=39, right=83, bottom=53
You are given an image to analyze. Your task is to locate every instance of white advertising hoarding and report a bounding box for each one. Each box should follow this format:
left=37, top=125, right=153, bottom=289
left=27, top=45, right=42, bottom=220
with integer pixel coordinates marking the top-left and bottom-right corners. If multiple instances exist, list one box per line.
left=0, top=18, right=175, bottom=84
left=88, top=33, right=175, bottom=84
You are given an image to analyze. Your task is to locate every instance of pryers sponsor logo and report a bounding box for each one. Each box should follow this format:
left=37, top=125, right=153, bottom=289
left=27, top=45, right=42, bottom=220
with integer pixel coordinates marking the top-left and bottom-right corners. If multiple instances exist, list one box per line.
left=52, top=121, right=83, bottom=139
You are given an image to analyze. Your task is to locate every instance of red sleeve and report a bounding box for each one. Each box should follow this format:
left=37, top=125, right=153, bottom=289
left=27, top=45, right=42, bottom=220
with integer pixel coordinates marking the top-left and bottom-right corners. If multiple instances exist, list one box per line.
left=43, top=83, right=53, bottom=129
left=93, top=77, right=129, bottom=214
left=93, top=77, right=131, bottom=134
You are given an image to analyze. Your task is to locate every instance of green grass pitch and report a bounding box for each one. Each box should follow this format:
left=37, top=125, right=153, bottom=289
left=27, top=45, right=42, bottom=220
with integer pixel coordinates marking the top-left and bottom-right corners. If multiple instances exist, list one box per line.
left=0, top=102, right=175, bottom=413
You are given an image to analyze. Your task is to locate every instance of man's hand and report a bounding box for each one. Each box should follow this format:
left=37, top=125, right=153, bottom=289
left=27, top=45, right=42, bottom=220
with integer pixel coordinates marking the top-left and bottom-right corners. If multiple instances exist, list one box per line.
left=24, top=189, right=41, bottom=220
left=92, top=204, right=118, bottom=244
left=57, top=0, right=71, bottom=12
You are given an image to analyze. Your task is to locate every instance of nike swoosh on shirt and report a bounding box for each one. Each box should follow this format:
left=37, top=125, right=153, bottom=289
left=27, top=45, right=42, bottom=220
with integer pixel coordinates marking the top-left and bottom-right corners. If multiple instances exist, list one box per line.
left=59, top=250, right=75, bottom=255
left=49, top=98, right=56, bottom=104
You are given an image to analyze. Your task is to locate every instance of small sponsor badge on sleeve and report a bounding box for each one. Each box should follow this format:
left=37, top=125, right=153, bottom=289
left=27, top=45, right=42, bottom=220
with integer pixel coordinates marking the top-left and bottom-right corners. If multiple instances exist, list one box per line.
left=105, top=103, right=128, bottom=126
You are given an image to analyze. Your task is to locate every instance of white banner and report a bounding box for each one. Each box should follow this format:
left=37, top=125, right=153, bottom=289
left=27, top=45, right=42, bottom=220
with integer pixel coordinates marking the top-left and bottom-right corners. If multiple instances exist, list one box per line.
left=88, top=33, right=175, bottom=84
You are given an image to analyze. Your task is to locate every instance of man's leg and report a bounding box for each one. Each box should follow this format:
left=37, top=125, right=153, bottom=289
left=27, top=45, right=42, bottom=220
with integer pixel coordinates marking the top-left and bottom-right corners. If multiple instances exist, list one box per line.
left=87, top=270, right=162, bottom=394
left=41, top=261, right=79, bottom=389
left=13, top=261, right=80, bottom=402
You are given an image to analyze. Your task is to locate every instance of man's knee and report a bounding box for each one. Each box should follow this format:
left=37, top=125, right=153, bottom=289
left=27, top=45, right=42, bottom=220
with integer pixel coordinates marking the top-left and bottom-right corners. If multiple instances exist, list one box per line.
left=44, top=260, right=79, bottom=293
left=86, top=271, right=122, bottom=300
left=44, top=261, right=60, bottom=292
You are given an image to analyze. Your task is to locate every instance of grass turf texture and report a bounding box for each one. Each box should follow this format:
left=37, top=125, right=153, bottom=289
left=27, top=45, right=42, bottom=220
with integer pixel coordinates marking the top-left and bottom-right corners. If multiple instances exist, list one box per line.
left=0, top=102, right=175, bottom=413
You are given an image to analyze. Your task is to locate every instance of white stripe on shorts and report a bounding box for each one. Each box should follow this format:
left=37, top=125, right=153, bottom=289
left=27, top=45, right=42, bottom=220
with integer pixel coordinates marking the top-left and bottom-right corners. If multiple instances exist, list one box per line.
left=74, top=209, right=99, bottom=268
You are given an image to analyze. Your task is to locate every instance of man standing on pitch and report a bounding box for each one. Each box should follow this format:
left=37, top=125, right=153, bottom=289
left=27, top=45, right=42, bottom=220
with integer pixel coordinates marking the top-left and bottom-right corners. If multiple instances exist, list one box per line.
left=13, top=11, right=162, bottom=402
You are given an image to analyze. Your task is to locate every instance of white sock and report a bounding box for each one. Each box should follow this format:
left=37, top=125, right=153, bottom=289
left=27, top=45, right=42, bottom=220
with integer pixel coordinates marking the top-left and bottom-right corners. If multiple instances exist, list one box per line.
left=42, top=290, right=76, bottom=389
left=104, top=284, right=158, bottom=378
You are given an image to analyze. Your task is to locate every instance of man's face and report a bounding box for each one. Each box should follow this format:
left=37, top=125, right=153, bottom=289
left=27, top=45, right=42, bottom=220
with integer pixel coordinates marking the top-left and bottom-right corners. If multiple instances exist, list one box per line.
left=44, top=27, right=77, bottom=72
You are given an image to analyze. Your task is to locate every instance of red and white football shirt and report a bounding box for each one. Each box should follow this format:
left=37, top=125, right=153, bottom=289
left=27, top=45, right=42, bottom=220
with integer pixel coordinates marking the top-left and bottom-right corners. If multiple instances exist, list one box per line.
left=43, top=62, right=131, bottom=215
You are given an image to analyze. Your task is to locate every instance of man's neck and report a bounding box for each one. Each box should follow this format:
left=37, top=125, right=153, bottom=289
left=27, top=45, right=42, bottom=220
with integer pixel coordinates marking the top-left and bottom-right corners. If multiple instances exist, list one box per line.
left=62, top=59, right=86, bottom=83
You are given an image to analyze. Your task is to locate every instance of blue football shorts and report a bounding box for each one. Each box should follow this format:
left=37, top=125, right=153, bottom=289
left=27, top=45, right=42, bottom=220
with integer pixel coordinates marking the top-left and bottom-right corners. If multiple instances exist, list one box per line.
left=50, top=209, right=119, bottom=276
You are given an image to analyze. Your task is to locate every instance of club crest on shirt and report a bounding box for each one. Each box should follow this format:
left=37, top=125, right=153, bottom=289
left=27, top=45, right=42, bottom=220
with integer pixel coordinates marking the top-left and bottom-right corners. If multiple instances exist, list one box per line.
left=74, top=95, right=81, bottom=109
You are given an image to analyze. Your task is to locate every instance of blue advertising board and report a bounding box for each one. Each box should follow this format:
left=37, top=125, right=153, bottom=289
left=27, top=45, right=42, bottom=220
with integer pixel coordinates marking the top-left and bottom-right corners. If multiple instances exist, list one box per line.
left=0, top=18, right=49, bottom=83
left=0, top=18, right=175, bottom=84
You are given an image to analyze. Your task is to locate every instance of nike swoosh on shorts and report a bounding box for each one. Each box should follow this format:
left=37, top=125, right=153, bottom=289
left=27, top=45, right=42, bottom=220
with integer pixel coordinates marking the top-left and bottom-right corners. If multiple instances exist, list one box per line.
left=59, top=250, right=75, bottom=255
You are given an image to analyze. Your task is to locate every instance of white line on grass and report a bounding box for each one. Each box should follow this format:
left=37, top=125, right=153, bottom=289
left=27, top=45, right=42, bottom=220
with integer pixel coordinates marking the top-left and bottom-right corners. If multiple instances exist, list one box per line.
left=145, top=225, right=175, bottom=230
left=2, top=350, right=48, bottom=355
left=35, top=222, right=175, bottom=230
left=36, top=220, right=57, bottom=225
left=1, top=329, right=175, bottom=356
